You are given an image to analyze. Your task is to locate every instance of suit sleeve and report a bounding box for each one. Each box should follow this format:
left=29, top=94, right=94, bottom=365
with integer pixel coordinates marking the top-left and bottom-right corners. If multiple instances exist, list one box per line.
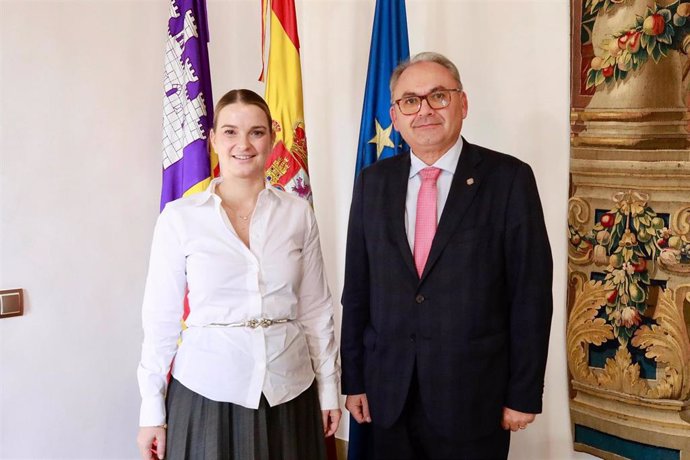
left=340, top=173, right=371, bottom=395
left=503, top=162, right=553, bottom=414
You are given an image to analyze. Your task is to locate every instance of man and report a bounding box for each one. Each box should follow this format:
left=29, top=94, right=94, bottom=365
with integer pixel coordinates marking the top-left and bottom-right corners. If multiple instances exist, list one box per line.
left=341, top=52, right=553, bottom=459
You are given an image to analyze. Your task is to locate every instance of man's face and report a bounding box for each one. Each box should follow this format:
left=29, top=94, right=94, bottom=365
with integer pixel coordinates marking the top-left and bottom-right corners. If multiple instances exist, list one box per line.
left=390, top=61, right=468, bottom=161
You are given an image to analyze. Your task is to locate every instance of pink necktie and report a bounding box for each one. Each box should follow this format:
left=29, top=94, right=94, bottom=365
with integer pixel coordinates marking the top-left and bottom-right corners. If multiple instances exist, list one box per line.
left=414, top=167, right=442, bottom=277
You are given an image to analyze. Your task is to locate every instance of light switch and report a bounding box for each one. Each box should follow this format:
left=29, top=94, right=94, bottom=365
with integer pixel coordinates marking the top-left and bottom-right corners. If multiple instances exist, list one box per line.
left=0, top=289, right=24, bottom=318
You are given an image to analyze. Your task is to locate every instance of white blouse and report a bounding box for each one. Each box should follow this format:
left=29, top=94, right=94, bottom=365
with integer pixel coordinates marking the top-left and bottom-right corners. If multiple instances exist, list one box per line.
left=137, top=178, right=340, bottom=426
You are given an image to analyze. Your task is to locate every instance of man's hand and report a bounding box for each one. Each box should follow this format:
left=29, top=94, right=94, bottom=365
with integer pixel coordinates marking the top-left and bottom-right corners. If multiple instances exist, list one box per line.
left=137, top=426, right=167, bottom=460
left=345, top=393, right=372, bottom=423
left=322, top=409, right=342, bottom=437
left=501, top=407, right=536, bottom=432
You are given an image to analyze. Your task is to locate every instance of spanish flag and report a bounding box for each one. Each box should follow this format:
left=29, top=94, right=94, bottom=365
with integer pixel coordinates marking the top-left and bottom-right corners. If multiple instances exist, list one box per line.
left=262, top=7, right=337, bottom=458
left=261, top=0, right=312, bottom=202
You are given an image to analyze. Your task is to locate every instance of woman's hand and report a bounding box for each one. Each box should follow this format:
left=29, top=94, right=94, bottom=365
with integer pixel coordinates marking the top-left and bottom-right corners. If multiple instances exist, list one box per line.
left=321, top=409, right=342, bottom=437
left=137, top=426, right=167, bottom=460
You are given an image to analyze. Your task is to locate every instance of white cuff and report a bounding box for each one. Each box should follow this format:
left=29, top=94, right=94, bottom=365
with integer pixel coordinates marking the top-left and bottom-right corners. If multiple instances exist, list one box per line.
left=139, top=395, right=166, bottom=427
left=317, top=380, right=340, bottom=411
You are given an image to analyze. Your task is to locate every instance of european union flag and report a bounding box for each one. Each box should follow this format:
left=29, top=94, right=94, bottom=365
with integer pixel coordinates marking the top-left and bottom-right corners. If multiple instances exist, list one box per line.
left=350, top=2, right=409, bottom=459
left=355, top=0, right=410, bottom=177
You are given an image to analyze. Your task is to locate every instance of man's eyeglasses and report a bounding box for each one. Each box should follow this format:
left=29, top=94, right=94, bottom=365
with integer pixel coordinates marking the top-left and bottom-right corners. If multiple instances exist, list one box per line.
left=393, top=89, right=462, bottom=115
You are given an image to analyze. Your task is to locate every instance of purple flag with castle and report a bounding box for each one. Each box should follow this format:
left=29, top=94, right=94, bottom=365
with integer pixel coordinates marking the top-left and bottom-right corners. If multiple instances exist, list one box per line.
left=160, top=0, right=214, bottom=210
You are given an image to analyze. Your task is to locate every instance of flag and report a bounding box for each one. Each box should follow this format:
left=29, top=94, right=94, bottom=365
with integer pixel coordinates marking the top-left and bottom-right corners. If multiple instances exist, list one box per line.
left=355, top=0, right=410, bottom=177
left=161, top=0, right=216, bottom=323
left=261, top=0, right=312, bottom=202
left=350, top=1, right=409, bottom=459
left=161, top=0, right=217, bottom=210
left=261, top=1, right=336, bottom=457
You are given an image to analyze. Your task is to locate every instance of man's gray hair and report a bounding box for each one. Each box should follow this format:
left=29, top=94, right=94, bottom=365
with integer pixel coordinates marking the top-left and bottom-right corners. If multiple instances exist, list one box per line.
left=389, top=52, right=463, bottom=102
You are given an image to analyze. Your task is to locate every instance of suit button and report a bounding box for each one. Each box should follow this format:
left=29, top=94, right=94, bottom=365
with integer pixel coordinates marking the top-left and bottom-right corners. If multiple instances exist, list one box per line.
left=409, top=334, right=416, bottom=342
left=415, top=294, right=425, bottom=304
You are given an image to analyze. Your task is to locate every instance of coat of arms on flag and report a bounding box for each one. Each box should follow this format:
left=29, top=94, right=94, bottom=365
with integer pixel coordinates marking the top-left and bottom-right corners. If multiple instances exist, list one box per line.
left=261, top=0, right=312, bottom=202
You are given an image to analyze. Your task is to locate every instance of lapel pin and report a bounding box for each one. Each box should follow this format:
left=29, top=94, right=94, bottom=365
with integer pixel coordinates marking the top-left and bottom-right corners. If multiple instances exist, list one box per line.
left=466, top=178, right=474, bottom=186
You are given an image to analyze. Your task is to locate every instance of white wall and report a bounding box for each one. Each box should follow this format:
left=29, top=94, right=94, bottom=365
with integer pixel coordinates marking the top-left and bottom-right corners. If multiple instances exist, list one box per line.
left=0, top=0, right=590, bottom=458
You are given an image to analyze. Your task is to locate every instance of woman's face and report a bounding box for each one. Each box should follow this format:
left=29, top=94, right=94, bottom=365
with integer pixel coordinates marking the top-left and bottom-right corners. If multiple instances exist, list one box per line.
left=210, top=103, right=273, bottom=181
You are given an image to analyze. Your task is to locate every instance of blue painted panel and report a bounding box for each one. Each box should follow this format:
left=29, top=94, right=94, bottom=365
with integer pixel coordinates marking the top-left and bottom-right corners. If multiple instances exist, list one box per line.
left=575, top=425, right=679, bottom=460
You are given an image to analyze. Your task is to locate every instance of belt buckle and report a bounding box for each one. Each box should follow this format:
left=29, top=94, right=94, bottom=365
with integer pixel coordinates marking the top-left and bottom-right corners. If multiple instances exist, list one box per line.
left=245, top=318, right=273, bottom=328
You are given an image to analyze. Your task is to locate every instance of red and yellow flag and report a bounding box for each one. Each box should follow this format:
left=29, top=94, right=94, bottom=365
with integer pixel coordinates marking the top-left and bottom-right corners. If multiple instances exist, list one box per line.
left=261, top=9, right=338, bottom=458
left=261, top=0, right=312, bottom=202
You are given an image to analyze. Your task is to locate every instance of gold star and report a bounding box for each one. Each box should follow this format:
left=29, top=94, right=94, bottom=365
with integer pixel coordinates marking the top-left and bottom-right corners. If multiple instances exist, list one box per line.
left=368, top=119, right=395, bottom=158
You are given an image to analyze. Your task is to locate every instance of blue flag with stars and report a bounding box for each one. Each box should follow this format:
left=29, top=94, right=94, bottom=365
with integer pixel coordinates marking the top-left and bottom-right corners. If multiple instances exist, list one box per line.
left=355, top=0, right=410, bottom=177
left=349, top=2, right=409, bottom=459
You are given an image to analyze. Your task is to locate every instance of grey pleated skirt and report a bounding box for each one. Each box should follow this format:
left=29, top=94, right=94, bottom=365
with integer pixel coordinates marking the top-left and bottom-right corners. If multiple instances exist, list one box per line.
left=164, top=377, right=327, bottom=460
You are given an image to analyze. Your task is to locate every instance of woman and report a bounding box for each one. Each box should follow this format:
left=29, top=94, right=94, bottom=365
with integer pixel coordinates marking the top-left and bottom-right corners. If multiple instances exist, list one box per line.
left=136, top=89, right=341, bottom=460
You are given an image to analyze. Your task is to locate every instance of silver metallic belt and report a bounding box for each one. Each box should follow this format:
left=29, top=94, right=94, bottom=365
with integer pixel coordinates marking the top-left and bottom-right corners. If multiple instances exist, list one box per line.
left=204, top=318, right=292, bottom=329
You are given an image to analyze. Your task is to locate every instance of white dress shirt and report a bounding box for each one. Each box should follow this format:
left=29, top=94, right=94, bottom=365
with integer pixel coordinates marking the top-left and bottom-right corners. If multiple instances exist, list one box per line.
left=405, top=137, right=463, bottom=249
left=137, top=178, right=340, bottom=426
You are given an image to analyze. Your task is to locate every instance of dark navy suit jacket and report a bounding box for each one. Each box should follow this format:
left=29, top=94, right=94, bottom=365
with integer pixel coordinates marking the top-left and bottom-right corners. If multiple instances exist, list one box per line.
left=341, top=139, right=553, bottom=440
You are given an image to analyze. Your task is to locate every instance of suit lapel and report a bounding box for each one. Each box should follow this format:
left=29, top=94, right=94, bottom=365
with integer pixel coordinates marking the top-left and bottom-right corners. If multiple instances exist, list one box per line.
left=386, top=153, right=417, bottom=278
left=420, top=140, right=483, bottom=281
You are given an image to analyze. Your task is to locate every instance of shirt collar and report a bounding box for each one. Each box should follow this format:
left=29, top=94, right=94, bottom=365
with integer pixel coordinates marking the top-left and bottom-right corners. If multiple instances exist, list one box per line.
left=190, top=177, right=275, bottom=206
left=409, top=136, right=463, bottom=179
